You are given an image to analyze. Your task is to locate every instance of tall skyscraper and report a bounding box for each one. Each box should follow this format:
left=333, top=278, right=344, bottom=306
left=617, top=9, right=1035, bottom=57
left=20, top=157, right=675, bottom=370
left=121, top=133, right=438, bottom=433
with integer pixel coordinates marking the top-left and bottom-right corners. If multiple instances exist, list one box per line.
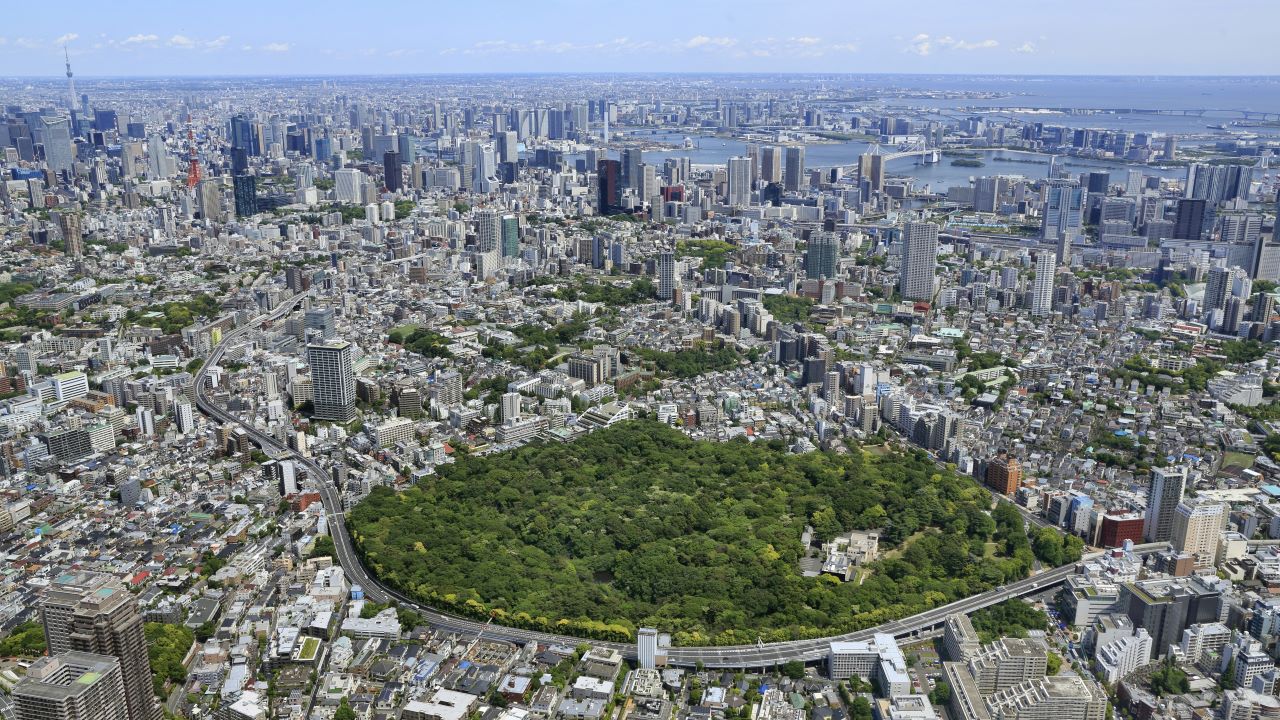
left=620, top=148, right=643, bottom=190
left=40, top=572, right=161, bottom=720
left=383, top=150, right=402, bottom=192
left=760, top=146, right=783, bottom=184
left=1173, top=199, right=1206, bottom=240
left=334, top=168, right=363, bottom=203
left=14, top=651, right=129, bottom=720
left=228, top=114, right=258, bottom=156
left=39, top=116, right=74, bottom=177
left=597, top=159, right=621, bottom=215
left=1203, top=265, right=1233, bottom=314
left=973, top=176, right=1001, bottom=213
left=783, top=146, right=806, bottom=192
left=1031, top=253, right=1056, bottom=317
left=726, top=156, right=752, bottom=207
left=804, top=232, right=840, bottom=280
left=59, top=213, right=83, bottom=259
left=1143, top=466, right=1188, bottom=544
left=307, top=341, right=356, bottom=423
left=1041, top=180, right=1084, bottom=240
left=146, top=134, right=173, bottom=180
left=232, top=174, right=257, bottom=218
left=500, top=215, right=519, bottom=257
left=475, top=210, right=501, bottom=253
left=899, top=222, right=938, bottom=302
left=657, top=251, right=675, bottom=300
left=858, top=153, right=885, bottom=194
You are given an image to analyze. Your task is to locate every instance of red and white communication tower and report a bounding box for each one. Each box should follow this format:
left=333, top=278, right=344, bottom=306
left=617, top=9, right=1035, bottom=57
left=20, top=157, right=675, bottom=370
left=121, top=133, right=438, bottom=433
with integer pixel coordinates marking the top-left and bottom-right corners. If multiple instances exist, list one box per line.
left=184, top=115, right=201, bottom=189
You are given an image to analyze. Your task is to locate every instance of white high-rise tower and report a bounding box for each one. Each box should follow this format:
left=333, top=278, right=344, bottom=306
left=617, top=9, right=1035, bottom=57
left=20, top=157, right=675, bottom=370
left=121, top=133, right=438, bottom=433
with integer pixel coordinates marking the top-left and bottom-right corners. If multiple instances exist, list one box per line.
left=1031, top=253, right=1056, bottom=316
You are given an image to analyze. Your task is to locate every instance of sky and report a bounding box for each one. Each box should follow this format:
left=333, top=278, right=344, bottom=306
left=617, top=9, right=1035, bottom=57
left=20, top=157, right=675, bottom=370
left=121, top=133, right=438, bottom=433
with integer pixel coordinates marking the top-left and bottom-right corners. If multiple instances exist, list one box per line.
left=1, top=0, right=1276, bottom=77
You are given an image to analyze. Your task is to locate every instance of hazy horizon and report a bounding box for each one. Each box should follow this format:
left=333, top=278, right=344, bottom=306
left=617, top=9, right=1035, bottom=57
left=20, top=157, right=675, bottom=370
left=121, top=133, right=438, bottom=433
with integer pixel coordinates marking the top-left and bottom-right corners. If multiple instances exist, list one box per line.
left=3, top=0, right=1276, bottom=77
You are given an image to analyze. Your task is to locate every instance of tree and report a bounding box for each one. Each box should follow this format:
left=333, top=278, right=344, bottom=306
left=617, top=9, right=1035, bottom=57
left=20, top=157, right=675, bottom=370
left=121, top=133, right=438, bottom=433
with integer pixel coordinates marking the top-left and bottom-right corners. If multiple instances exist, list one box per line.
left=335, top=698, right=356, bottom=720
left=1220, top=658, right=1236, bottom=690
left=1046, top=652, right=1062, bottom=675
left=781, top=661, right=806, bottom=680
left=849, top=696, right=873, bottom=720
left=1150, top=659, right=1189, bottom=697
left=308, top=535, right=336, bottom=560
left=0, top=621, right=47, bottom=657
left=928, top=680, right=951, bottom=706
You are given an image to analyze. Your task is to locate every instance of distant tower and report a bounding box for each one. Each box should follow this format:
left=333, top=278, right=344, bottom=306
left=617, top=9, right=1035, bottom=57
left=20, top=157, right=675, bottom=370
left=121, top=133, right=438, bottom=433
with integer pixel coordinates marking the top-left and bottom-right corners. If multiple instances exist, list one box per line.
left=64, top=45, right=76, bottom=112
left=184, top=115, right=201, bottom=190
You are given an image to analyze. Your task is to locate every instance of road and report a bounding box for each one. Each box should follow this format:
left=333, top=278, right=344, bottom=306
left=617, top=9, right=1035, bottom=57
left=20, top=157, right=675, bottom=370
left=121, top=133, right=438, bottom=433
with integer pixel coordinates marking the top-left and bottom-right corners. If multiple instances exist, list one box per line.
left=192, top=296, right=1168, bottom=668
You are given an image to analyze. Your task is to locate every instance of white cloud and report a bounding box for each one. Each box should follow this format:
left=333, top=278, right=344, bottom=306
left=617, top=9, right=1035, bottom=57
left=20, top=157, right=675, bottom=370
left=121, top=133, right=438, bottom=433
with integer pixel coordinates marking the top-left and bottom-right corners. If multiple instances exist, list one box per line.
left=261, top=42, right=290, bottom=53
left=0, top=37, right=7, bottom=46
left=15, top=37, right=41, bottom=49
left=685, top=35, right=736, bottom=49
left=1013, top=41, right=1037, bottom=54
left=205, top=35, right=230, bottom=49
left=438, top=47, right=457, bottom=56
left=123, top=33, right=158, bottom=45
left=950, top=38, right=999, bottom=50
left=241, top=45, right=253, bottom=51
left=55, top=33, right=79, bottom=45
left=830, top=43, right=859, bottom=52
left=906, top=33, right=931, bottom=55
left=910, top=34, right=998, bottom=54
left=790, top=36, right=821, bottom=45
left=168, top=34, right=195, bottom=48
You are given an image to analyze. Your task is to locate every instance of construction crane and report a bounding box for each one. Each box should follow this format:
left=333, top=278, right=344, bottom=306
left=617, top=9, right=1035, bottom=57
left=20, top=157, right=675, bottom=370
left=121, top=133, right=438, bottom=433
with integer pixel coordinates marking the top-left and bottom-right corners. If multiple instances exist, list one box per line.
left=184, top=115, right=201, bottom=189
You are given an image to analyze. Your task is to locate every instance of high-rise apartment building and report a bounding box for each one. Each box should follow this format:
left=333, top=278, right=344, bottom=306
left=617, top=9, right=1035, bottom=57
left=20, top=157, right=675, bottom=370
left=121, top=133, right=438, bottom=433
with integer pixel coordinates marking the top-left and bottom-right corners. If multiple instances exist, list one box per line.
left=900, top=222, right=938, bottom=302
left=805, top=233, right=840, bottom=280
left=1171, top=502, right=1226, bottom=569
left=726, top=156, right=752, bottom=206
left=307, top=341, right=356, bottom=423
left=14, top=651, right=129, bottom=720
left=657, top=251, right=675, bottom=300
left=40, top=572, right=161, bottom=720
left=1143, top=466, right=1188, bottom=543
left=985, top=454, right=1023, bottom=495
left=59, top=213, right=83, bottom=259
left=476, top=210, right=501, bottom=253
left=1031, top=253, right=1056, bottom=316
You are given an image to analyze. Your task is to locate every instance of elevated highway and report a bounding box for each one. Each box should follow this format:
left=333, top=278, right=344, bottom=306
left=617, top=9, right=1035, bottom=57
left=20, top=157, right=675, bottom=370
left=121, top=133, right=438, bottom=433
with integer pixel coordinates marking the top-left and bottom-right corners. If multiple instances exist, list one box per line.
left=193, top=298, right=1168, bottom=667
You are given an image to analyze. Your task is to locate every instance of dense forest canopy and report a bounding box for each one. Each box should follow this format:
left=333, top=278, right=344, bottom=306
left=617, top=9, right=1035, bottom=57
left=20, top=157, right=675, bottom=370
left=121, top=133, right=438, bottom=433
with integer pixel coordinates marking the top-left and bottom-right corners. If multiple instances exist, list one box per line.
left=349, top=420, right=1061, bottom=646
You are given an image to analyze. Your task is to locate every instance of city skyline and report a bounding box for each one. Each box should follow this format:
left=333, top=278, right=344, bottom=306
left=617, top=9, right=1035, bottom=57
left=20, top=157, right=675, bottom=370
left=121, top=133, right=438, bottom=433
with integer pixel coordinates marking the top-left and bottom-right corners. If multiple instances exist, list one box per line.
left=2, top=0, right=1277, bottom=77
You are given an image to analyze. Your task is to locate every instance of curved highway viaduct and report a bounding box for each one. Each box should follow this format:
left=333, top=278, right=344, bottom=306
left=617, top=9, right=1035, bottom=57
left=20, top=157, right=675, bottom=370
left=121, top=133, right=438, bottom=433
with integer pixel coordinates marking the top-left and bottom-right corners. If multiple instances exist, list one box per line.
left=194, top=295, right=1170, bottom=668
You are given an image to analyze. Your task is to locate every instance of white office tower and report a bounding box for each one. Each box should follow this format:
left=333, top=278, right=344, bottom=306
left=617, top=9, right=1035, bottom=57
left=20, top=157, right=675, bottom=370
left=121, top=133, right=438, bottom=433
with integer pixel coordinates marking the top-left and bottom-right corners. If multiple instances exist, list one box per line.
left=334, top=168, right=363, bottom=203
left=637, top=627, right=659, bottom=669
left=899, top=222, right=938, bottom=302
left=307, top=341, right=356, bottom=423
left=1031, top=253, right=1056, bottom=316
left=657, top=251, right=676, bottom=300
left=501, top=392, right=522, bottom=422
left=1041, top=179, right=1084, bottom=240
left=476, top=210, right=501, bottom=252
left=726, top=156, right=752, bottom=206
left=40, top=116, right=74, bottom=176
left=146, top=134, right=174, bottom=179
left=1143, top=466, right=1188, bottom=543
